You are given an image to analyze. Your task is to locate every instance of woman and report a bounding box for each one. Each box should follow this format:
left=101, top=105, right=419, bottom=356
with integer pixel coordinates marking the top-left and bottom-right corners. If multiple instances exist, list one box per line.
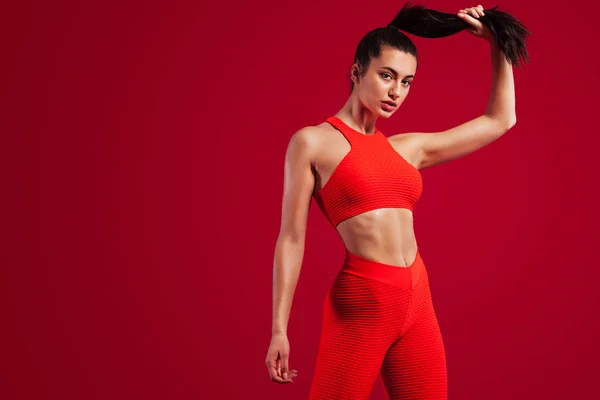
left=265, top=2, right=529, bottom=398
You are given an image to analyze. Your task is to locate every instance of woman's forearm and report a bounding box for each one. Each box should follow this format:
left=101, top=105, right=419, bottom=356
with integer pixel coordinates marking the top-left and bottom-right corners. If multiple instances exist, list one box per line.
left=272, top=236, right=305, bottom=335
left=484, top=41, right=517, bottom=126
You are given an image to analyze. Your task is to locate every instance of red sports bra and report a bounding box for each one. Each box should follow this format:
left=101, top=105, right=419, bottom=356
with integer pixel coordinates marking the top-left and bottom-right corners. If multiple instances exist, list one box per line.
left=313, top=116, right=423, bottom=228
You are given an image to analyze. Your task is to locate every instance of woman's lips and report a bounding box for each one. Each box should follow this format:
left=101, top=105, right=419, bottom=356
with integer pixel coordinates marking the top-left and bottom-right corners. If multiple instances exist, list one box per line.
left=382, top=101, right=396, bottom=111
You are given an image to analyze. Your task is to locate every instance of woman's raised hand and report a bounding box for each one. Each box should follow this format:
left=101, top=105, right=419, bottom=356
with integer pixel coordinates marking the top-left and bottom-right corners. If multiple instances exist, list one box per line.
left=265, top=333, right=298, bottom=384
left=457, top=5, right=494, bottom=43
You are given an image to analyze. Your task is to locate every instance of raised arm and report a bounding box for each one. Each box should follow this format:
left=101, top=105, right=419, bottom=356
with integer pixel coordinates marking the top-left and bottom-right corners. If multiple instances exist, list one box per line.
left=266, top=127, right=317, bottom=384
left=391, top=6, right=518, bottom=170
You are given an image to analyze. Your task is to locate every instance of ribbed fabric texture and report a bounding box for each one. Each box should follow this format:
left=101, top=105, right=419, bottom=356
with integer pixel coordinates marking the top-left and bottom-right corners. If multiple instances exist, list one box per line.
left=308, top=250, right=447, bottom=399
left=314, top=116, right=423, bottom=228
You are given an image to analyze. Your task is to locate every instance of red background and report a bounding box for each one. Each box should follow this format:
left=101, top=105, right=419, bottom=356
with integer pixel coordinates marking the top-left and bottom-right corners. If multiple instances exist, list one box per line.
left=2, top=0, right=599, bottom=399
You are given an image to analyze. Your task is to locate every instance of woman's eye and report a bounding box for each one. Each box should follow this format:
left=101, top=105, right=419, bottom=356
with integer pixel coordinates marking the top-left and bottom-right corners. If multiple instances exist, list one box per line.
left=402, top=81, right=411, bottom=87
left=380, top=73, right=392, bottom=80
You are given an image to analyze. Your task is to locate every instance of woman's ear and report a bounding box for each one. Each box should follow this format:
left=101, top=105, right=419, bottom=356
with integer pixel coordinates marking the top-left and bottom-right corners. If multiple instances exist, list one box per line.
left=351, top=64, right=360, bottom=83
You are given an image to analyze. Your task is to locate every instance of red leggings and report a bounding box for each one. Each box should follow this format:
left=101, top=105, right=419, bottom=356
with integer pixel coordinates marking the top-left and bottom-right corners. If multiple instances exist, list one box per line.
left=308, top=248, right=447, bottom=399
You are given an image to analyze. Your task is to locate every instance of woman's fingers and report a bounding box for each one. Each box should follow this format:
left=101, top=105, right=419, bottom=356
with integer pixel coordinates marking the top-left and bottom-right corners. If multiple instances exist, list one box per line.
left=270, top=367, right=298, bottom=383
left=265, top=336, right=296, bottom=384
left=466, top=8, right=477, bottom=18
left=266, top=356, right=298, bottom=383
left=459, top=6, right=485, bottom=18
left=457, top=5, right=494, bottom=42
left=280, top=352, right=290, bottom=380
left=469, top=5, right=484, bottom=17
left=458, top=10, right=483, bottom=27
left=267, top=359, right=285, bottom=383
left=287, top=369, right=298, bottom=380
left=269, top=365, right=295, bottom=383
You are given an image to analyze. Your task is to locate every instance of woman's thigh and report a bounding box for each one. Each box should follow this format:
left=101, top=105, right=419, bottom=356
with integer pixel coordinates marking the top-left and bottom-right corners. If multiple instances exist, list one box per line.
left=309, top=271, right=412, bottom=399
left=379, top=290, right=448, bottom=400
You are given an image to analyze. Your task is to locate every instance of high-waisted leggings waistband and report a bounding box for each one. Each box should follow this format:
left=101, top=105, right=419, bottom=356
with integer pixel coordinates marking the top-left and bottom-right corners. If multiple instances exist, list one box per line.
left=342, top=248, right=424, bottom=290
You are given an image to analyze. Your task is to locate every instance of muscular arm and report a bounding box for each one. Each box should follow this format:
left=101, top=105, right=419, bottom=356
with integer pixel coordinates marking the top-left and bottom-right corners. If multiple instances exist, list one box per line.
left=390, top=41, right=517, bottom=170
left=272, top=127, right=317, bottom=335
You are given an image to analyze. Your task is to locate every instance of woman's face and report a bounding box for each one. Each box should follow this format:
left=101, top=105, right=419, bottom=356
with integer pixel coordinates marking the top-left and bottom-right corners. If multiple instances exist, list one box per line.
left=353, top=47, right=417, bottom=117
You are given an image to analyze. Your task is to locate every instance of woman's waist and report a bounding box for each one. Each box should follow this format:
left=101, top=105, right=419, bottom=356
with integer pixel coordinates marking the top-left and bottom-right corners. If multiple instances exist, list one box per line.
left=338, top=225, right=417, bottom=267
left=342, top=242, right=420, bottom=269
left=339, top=245, right=424, bottom=290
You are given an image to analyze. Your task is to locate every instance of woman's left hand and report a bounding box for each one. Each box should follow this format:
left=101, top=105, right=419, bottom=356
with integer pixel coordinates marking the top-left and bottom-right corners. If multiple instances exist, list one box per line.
left=458, top=5, right=494, bottom=43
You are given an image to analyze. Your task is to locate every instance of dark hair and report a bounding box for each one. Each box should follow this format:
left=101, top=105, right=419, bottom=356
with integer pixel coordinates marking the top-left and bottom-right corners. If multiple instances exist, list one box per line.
left=350, top=1, right=530, bottom=92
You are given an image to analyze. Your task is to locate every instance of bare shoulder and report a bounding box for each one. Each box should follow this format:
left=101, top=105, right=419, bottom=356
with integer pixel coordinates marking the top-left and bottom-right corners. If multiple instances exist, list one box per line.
left=290, top=125, right=321, bottom=142
left=287, top=123, right=332, bottom=160
left=286, top=125, right=323, bottom=163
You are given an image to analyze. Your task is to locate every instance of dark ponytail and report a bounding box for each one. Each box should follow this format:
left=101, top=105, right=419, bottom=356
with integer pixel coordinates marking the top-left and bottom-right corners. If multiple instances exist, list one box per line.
left=388, top=1, right=530, bottom=66
left=349, top=1, right=530, bottom=93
